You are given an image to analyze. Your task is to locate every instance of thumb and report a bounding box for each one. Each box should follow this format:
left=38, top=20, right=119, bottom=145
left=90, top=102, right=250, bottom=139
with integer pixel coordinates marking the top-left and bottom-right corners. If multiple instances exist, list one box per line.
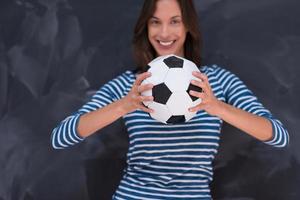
left=189, top=103, right=205, bottom=112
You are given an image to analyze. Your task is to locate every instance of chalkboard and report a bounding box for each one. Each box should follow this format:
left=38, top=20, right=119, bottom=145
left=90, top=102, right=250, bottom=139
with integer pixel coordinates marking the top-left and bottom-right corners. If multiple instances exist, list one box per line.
left=0, top=0, right=299, bottom=199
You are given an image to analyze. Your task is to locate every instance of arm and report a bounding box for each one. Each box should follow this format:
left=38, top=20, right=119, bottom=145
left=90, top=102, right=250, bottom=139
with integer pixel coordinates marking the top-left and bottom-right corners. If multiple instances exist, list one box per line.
left=216, top=101, right=273, bottom=141
left=76, top=99, right=128, bottom=138
left=189, top=67, right=289, bottom=147
left=51, top=71, right=153, bottom=149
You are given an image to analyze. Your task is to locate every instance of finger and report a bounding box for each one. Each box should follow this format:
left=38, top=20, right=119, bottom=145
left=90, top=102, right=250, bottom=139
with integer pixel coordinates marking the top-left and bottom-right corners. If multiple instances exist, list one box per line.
left=192, top=71, right=209, bottom=83
left=190, top=79, right=208, bottom=94
left=190, top=79, right=204, bottom=88
left=138, top=95, right=154, bottom=102
left=189, top=90, right=205, bottom=99
left=188, top=103, right=205, bottom=112
left=137, top=104, right=154, bottom=113
left=194, top=72, right=212, bottom=91
left=138, top=83, right=154, bottom=93
left=192, top=71, right=203, bottom=79
left=135, top=72, right=152, bottom=86
left=198, top=73, right=212, bottom=90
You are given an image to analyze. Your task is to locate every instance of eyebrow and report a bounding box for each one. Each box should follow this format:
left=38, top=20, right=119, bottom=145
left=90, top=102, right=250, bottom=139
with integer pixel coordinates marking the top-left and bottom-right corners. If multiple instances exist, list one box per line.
left=150, top=15, right=182, bottom=20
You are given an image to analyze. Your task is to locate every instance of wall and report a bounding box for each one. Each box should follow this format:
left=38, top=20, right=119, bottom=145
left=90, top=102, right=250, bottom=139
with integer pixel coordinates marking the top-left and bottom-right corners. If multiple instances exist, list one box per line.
left=0, top=0, right=299, bottom=199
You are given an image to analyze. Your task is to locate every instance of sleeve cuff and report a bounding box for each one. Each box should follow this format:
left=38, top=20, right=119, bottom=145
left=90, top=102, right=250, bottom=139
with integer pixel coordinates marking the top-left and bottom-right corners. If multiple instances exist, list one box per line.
left=263, top=118, right=289, bottom=148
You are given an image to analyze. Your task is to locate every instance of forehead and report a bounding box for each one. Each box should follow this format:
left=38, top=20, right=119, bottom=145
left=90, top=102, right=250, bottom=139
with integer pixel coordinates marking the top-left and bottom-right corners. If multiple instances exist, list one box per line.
left=153, top=0, right=182, bottom=18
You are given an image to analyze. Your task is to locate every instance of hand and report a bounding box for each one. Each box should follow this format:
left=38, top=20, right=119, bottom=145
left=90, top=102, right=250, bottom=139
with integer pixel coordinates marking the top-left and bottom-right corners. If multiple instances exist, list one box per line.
left=120, top=71, right=154, bottom=114
left=188, top=71, right=223, bottom=116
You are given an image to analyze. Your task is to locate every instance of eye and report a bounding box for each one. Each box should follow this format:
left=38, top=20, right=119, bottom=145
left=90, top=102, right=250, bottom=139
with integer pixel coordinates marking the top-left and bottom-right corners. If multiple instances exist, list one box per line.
left=149, top=19, right=160, bottom=25
left=171, top=19, right=181, bottom=25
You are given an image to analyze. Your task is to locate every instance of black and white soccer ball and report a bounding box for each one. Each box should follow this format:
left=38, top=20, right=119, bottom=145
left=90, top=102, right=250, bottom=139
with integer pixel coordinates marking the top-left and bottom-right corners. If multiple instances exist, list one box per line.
left=141, top=54, right=202, bottom=124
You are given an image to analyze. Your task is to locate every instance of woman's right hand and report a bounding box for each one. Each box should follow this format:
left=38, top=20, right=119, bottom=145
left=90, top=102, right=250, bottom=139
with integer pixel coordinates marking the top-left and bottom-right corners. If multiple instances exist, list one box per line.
left=120, top=71, right=154, bottom=114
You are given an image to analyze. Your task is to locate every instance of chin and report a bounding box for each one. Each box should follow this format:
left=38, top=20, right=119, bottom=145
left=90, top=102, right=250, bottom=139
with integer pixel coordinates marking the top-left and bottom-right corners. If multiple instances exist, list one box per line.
left=157, top=51, right=179, bottom=57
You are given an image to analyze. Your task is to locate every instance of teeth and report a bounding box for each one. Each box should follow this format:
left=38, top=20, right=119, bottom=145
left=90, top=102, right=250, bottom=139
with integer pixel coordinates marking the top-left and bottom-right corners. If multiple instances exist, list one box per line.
left=159, top=41, right=174, bottom=46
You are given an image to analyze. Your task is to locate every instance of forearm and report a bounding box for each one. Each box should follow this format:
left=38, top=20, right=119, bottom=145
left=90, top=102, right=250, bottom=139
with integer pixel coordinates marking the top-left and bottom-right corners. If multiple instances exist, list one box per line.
left=77, top=72, right=153, bottom=138
left=216, top=101, right=273, bottom=141
left=190, top=70, right=288, bottom=147
left=77, top=99, right=128, bottom=138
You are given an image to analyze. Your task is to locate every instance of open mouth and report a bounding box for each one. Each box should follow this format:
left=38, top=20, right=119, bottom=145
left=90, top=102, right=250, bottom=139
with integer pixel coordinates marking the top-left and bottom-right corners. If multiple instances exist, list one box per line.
left=158, top=40, right=175, bottom=47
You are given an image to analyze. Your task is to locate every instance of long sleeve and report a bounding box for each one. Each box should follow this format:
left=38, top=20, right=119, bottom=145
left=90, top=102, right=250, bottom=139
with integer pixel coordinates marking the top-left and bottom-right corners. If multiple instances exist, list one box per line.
left=213, top=65, right=289, bottom=147
left=51, top=70, right=135, bottom=149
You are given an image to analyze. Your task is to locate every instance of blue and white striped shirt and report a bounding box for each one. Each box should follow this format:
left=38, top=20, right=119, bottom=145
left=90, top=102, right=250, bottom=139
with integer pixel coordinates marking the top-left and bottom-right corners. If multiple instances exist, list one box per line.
left=51, top=65, right=289, bottom=200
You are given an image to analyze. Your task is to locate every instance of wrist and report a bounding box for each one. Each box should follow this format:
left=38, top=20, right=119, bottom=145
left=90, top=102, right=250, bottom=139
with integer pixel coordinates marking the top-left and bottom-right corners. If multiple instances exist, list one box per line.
left=116, top=98, right=130, bottom=116
left=215, top=100, right=228, bottom=118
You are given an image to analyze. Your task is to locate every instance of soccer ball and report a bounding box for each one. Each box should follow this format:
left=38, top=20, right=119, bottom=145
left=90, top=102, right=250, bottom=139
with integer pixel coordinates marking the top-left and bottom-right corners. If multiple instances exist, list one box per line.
left=141, top=54, right=202, bottom=124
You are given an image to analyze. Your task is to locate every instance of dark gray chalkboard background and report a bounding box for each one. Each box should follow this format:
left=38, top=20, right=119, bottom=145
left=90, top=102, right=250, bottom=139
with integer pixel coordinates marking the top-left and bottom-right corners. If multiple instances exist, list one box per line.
left=0, top=0, right=299, bottom=199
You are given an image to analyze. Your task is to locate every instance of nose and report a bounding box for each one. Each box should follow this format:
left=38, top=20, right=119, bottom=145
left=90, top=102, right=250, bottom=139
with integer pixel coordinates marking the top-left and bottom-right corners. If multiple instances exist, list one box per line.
left=159, top=24, right=171, bottom=39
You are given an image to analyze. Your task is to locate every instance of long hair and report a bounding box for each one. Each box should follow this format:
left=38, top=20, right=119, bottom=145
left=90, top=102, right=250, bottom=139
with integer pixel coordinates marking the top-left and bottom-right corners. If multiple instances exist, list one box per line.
left=132, top=0, right=203, bottom=73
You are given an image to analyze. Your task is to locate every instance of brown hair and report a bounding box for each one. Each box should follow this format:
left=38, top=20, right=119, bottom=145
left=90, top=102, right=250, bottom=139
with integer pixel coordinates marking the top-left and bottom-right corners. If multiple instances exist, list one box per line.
left=132, top=0, right=203, bottom=73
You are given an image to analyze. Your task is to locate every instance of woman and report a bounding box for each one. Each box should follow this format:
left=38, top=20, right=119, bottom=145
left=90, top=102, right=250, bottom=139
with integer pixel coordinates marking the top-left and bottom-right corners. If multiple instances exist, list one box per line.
left=51, top=0, right=289, bottom=199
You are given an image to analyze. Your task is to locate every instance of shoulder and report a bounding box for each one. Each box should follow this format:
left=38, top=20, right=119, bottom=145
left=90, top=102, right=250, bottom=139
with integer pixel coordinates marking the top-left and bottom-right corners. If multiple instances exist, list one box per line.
left=118, top=70, right=136, bottom=81
left=200, top=64, right=233, bottom=77
left=200, top=64, right=242, bottom=82
left=97, top=70, right=136, bottom=97
left=108, top=70, right=136, bottom=86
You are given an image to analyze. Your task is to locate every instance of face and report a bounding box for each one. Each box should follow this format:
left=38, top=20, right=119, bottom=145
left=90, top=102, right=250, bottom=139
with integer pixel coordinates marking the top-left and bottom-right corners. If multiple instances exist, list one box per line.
left=148, top=0, right=187, bottom=57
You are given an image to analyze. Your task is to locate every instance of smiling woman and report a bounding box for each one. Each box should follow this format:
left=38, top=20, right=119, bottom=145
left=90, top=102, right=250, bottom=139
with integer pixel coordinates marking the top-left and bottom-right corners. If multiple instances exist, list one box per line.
left=50, top=0, right=289, bottom=199
left=147, top=0, right=187, bottom=57
left=132, top=0, right=202, bottom=71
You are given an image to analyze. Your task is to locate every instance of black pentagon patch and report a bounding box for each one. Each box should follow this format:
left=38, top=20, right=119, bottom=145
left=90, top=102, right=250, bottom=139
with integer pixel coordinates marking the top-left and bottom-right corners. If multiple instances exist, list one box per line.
left=145, top=65, right=151, bottom=71
left=167, top=115, right=186, bottom=124
left=187, top=83, right=203, bottom=101
left=152, top=83, right=172, bottom=104
left=163, top=56, right=184, bottom=68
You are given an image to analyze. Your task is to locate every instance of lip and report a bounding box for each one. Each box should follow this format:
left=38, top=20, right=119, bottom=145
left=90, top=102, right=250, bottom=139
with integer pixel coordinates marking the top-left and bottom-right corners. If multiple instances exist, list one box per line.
left=156, top=40, right=176, bottom=50
left=159, top=40, right=174, bottom=46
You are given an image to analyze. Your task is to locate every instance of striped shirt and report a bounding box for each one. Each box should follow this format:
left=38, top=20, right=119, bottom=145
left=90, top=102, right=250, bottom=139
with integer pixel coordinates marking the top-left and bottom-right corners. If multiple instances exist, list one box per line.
left=51, top=65, right=289, bottom=200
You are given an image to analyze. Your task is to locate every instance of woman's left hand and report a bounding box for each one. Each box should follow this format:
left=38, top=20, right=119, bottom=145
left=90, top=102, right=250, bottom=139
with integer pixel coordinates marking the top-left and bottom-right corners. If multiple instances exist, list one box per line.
left=188, top=71, right=223, bottom=116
